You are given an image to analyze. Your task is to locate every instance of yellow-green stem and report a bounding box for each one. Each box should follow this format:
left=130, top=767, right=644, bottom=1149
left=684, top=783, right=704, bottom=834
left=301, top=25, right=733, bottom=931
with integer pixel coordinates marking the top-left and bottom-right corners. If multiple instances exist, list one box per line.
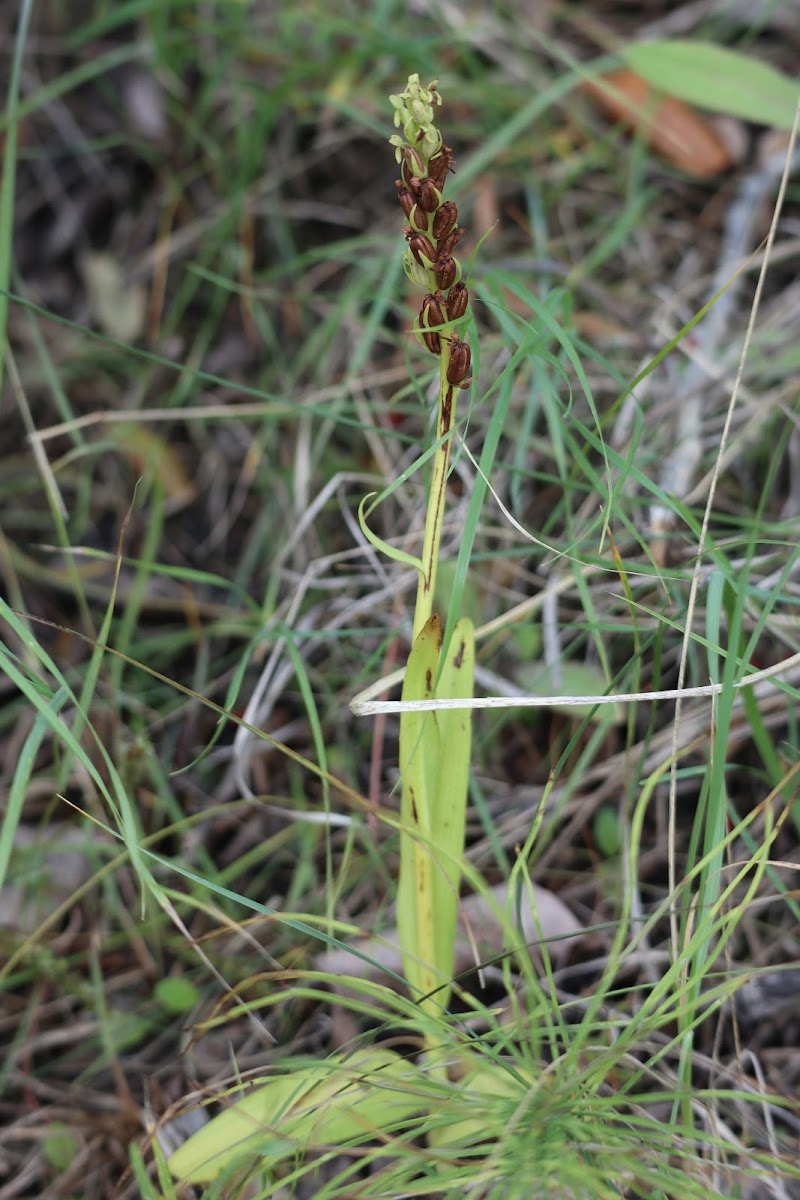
left=412, top=339, right=457, bottom=640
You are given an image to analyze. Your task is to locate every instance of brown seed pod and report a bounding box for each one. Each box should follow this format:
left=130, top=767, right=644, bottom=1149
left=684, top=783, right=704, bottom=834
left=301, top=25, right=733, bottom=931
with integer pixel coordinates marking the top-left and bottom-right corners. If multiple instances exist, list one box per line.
left=421, top=329, right=441, bottom=355
left=432, top=201, right=458, bottom=239
left=436, top=226, right=463, bottom=259
left=417, top=177, right=441, bottom=213
left=421, top=292, right=447, bottom=331
left=428, top=144, right=453, bottom=189
left=408, top=204, right=429, bottom=233
left=401, top=144, right=426, bottom=184
left=396, top=183, right=415, bottom=219
left=446, top=281, right=469, bottom=321
left=407, top=232, right=437, bottom=269
left=446, top=336, right=471, bottom=386
left=435, top=255, right=457, bottom=291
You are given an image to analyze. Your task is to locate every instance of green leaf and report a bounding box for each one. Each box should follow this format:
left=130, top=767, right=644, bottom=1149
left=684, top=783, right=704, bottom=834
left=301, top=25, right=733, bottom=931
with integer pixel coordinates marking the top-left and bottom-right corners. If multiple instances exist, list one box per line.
left=167, top=1049, right=424, bottom=1184
left=429, top=618, right=473, bottom=986
left=397, top=616, right=440, bottom=1006
left=357, top=493, right=424, bottom=573
left=622, top=40, right=800, bottom=130
left=154, top=976, right=199, bottom=1014
left=396, top=617, right=473, bottom=1013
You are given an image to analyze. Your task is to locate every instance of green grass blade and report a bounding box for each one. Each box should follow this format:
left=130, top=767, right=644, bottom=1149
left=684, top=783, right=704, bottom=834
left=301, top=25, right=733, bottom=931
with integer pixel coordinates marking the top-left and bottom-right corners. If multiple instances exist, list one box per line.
left=0, top=0, right=33, bottom=393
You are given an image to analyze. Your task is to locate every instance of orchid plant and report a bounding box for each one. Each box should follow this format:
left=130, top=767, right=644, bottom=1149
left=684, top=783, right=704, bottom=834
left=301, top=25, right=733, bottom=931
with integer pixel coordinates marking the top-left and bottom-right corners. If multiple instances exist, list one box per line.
left=388, top=74, right=476, bottom=1023
left=167, top=75, right=508, bottom=1189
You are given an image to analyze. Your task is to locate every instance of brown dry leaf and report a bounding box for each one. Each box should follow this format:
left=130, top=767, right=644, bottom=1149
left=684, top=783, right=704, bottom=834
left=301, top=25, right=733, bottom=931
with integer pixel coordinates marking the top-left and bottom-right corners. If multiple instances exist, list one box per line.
left=107, top=422, right=195, bottom=506
left=583, top=68, right=734, bottom=178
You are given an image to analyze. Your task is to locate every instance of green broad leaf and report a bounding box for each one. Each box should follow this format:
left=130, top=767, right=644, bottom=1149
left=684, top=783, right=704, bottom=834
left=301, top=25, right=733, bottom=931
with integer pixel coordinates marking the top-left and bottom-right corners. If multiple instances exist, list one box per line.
left=622, top=40, right=800, bottom=130
left=429, top=618, right=473, bottom=990
left=397, top=616, right=440, bottom=1006
left=433, top=560, right=482, bottom=625
left=397, top=618, right=474, bottom=1013
left=167, top=1049, right=424, bottom=1185
left=515, top=662, right=626, bottom=726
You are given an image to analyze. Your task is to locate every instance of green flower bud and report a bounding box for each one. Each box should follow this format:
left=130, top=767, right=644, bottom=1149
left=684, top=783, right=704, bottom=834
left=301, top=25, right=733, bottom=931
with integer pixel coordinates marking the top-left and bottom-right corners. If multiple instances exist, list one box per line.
left=401, top=144, right=425, bottom=183
left=389, top=76, right=443, bottom=165
left=410, top=97, right=433, bottom=127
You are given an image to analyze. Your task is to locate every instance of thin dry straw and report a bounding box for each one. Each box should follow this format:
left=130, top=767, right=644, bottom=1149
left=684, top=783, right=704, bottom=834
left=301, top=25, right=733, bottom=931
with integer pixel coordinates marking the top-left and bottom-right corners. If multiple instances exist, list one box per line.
left=350, top=647, right=800, bottom=715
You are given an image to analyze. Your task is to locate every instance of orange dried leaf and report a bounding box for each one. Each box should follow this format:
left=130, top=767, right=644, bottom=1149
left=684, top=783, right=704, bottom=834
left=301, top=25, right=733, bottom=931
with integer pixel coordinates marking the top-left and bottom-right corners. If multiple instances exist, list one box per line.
left=584, top=68, right=733, bottom=178
left=109, top=422, right=194, bottom=505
